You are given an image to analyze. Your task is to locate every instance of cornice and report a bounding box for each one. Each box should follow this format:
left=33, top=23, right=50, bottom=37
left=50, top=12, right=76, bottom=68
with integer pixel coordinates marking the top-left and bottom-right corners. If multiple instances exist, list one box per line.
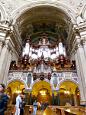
left=0, top=22, right=10, bottom=32
left=68, top=26, right=83, bottom=56
left=77, top=21, right=86, bottom=32
left=0, top=21, right=22, bottom=56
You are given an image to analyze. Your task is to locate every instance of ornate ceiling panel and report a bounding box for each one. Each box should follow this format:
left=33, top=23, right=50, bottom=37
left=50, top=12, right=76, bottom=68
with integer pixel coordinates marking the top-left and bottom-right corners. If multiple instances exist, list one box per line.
left=16, top=6, right=69, bottom=46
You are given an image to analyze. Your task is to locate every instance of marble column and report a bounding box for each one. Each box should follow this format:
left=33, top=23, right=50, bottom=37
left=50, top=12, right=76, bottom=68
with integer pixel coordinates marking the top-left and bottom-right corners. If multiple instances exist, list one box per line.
left=3, top=50, right=12, bottom=85
left=0, top=39, right=9, bottom=83
left=75, top=37, right=86, bottom=105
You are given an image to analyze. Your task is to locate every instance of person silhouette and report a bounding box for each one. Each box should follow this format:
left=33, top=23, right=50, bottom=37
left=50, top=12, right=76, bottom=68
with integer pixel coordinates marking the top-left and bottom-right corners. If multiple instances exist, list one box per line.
left=15, top=93, right=25, bottom=115
left=33, top=100, right=38, bottom=115
left=0, top=84, right=9, bottom=115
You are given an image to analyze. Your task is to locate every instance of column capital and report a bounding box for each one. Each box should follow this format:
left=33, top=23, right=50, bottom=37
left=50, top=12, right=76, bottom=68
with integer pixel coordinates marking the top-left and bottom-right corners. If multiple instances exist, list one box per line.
left=74, top=36, right=83, bottom=51
left=73, top=25, right=80, bottom=36
left=4, top=36, right=15, bottom=53
left=80, top=37, right=86, bottom=46
left=1, top=38, right=12, bottom=53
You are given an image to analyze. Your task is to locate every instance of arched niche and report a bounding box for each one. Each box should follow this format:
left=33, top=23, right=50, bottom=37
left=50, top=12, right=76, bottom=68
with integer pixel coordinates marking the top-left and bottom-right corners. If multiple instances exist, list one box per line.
left=7, top=80, right=25, bottom=94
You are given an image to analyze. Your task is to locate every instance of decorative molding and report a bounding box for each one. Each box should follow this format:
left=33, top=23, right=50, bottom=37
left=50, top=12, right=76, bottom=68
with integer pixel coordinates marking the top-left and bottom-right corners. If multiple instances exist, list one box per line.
left=11, top=0, right=76, bottom=25
left=8, top=70, right=78, bottom=90
left=7, top=71, right=28, bottom=88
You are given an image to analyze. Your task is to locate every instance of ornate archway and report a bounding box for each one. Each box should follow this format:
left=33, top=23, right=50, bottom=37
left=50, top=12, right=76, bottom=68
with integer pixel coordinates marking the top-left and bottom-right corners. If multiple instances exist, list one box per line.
left=11, top=1, right=76, bottom=24
left=10, top=1, right=77, bottom=63
left=58, top=80, right=80, bottom=106
left=6, top=80, right=25, bottom=104
left=32, top=80, right=52, bottom=104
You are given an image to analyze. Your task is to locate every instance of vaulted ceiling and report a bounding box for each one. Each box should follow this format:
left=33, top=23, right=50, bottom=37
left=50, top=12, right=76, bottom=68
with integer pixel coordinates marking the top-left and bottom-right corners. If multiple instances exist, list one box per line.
left=16, top=6, right=71, bottom=47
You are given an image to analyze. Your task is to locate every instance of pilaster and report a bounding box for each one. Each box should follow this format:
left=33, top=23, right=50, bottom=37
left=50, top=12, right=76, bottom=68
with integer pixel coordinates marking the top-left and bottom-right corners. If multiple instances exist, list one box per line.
left=0, top=19, right=22, bottom=84
left=0, top=25, right=7, bottom=55
left=74, top=94, right=78, bottom=106
left=0, top=38, right=10, bottom=83
left=81, top=38, right=86, bottom=59
left=75, top=35, right=86, bottom=106
left=3, top=49, right=12, bottom=85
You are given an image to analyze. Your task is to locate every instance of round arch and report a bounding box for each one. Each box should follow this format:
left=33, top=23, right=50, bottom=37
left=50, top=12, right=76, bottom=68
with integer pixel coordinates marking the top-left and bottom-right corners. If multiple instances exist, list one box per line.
left=58, top=79, right=79, bottom=90
left=57, top=80, right=80, bottom=106
left=7, top=79, right=28, bottom=89
left=31, top=79, right=52, bottom=103
left=11, top=1, right=77, bottom=25
left=32, top=79, right=52, bottom=95
left=31, top=78, right=53, bottom=90
left=6, top=80, right=26, bottom=104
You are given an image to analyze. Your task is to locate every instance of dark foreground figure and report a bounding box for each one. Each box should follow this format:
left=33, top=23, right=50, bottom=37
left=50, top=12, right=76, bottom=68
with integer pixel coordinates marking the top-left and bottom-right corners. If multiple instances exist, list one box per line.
left=0, top=84, right=9, bottom=115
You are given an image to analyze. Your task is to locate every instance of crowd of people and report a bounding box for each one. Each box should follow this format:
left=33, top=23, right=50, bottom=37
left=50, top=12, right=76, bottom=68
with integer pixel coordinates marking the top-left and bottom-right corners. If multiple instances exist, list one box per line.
left=0, top=83, right=25, bottom=115
left=0, top=83, right=49, bottom=115
left=32, top=100, right=49, bottom=115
